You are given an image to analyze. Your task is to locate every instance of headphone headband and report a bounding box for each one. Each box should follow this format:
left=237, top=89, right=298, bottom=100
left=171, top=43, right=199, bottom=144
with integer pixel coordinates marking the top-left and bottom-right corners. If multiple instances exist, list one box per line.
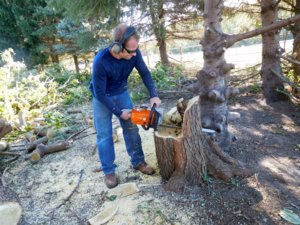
left=118, top=26, right=136, bottom=47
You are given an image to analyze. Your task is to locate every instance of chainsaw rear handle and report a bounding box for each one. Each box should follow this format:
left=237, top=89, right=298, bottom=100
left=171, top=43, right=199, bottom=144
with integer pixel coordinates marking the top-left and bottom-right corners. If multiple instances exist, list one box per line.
left=142, top=103, right=160, bottom=131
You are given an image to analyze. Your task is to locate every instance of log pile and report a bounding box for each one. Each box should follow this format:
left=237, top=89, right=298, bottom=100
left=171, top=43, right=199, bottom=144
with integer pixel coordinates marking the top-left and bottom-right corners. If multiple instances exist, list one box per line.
left=25, top=127, right=72, bottom=163
left=0, top=119, right=73, bottom=163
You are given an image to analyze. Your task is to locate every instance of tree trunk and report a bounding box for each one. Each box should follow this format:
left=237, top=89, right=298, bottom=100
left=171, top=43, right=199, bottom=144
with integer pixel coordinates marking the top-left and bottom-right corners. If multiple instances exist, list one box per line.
left=190, top=0, right=237, bottom=151
left=149, top=0, right=170, bottom=66
left=158, top=39, right=169, bottom=67
left=49, top=37, right=59, bottom=63
left=260, top=0, right=288, bottom=103
left=155, top=97, right=252, bottom=191
left=292, top=0, right=300, bottom=94
left=51, top=54, right=59, bottom=64
left=73, top=55, right=80, bottom=74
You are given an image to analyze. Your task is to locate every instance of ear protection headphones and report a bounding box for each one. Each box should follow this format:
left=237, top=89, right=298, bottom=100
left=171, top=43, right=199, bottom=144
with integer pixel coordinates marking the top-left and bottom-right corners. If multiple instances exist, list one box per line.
left=111, top=26, right=136, bottom=54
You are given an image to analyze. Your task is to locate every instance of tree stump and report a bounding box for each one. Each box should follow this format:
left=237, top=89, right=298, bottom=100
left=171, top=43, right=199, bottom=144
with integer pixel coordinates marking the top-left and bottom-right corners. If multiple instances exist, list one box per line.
left=154, top=97, right=252, bottom=192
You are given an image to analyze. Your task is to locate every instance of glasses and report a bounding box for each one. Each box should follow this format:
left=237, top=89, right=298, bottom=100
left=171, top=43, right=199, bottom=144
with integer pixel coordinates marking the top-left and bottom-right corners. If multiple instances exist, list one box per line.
left=124, top=46, right=139, bottom=54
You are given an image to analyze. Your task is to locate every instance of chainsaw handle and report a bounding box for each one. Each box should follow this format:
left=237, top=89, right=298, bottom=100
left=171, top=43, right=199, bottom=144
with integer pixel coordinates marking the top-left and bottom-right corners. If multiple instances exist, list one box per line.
left=142, top=103, right=158, bottom=131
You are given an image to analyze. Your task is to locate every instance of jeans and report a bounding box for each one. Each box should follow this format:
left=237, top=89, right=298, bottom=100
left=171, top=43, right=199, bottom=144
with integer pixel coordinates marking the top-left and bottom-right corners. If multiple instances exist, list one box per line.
left=93, top=91, right=145, bottom=175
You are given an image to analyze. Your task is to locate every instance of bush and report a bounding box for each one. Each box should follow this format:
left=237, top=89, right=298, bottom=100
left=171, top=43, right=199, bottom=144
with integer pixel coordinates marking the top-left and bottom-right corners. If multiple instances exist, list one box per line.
left=0, top=49, right=91, bottom=136
left=128, top=62, right=185, bottom=102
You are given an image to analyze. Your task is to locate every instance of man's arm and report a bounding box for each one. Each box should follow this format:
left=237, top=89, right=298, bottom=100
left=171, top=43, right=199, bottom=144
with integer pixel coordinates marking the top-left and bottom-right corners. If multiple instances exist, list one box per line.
left=92, top=60, right=123, bottom=117
left=134, top=50, right=158, bottom=98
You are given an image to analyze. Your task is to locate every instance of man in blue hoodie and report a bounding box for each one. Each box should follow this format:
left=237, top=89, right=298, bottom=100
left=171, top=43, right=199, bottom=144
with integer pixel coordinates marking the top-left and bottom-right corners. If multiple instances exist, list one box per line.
left=89, top=24, right=161, bottom=188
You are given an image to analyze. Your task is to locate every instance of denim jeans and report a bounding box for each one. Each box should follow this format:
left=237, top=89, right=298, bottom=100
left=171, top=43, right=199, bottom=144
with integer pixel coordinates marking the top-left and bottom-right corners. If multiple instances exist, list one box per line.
left=93, top=91, right=145, bottom=175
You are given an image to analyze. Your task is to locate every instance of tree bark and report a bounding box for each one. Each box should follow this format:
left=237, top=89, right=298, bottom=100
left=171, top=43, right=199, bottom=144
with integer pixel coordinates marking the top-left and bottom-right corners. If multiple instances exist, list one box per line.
left=149, top=0, right=170, bottom=66
left=260, top=0, right=288, bottom=102
left=155, top=97, right=252, bottom=191
left=292, top=0, right=300, bottom=94
left=73, top=55, right=80, bottom=74
left=189, top=0, right=237, bottom=151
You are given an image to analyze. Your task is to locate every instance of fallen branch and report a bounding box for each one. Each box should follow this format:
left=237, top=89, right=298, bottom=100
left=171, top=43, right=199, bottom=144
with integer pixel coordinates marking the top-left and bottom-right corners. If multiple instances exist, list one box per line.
left=67, top=109, right=83, bottom=114
left=48, top=170, right=84, bottom=219
left=72, top=132, right=96, bottom=141
left=271, top=69, right=300, bottom=91
left=1, top=166, right=10, bottom=187
left=67, top=126, right=92, bottom=141
left=4, top=156, right=19, bottom=164
left=231, top=72, right=260, bottom=87
left=276, top=88, right=300, bottom=103
left=0, top=152, right=22, bottom=156
left=27, top=136, right=48, bottom=153
left=281, top=55, right=300, bottom=66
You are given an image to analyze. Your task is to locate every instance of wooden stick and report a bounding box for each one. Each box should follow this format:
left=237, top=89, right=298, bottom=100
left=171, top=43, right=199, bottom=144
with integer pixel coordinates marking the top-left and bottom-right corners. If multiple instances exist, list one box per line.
left=0, top=152, right=21, bottom=156
left=67, top=126, right=91, bottom=141
left=72, top=132, right=96, bottom=141
left=281, top=54, right=300, bottom=66
left=271, top=69, right=300, bottom=91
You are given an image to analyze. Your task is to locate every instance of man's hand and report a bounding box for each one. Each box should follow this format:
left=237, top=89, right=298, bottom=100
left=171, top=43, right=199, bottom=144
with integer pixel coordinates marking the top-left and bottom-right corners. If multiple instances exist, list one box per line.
left=150, top=97, right=161, bottom=107
left=120, top=110, right=131, bottom=120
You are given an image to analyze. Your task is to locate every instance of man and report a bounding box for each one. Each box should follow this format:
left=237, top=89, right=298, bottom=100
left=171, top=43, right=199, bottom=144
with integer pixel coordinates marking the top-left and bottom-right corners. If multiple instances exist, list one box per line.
left=89, top=24, right=161, bottom=188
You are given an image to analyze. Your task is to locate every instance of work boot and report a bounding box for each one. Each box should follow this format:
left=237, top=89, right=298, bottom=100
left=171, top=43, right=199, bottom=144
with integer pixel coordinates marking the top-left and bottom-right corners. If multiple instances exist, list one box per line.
left=104, top=173, right=118, bottom=189
left=134, top=162, right=155, bottom=175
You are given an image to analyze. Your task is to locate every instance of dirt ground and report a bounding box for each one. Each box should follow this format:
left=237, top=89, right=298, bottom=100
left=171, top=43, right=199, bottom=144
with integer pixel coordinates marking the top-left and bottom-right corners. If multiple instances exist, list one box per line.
left=0, top=88, right=300, bottom=225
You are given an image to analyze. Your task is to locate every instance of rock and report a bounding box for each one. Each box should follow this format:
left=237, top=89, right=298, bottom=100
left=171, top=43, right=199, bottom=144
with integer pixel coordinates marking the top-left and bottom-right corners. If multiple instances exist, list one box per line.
left=0, top=201, right=22, bottom=225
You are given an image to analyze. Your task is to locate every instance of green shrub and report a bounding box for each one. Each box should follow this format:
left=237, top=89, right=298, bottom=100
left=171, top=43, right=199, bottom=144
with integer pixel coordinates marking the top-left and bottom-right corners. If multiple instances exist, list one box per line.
left=249, top=83, right=262, bottom=93
left=128, top=62, right=185, bottom=102
left=0, top=49, right=91, bottom=138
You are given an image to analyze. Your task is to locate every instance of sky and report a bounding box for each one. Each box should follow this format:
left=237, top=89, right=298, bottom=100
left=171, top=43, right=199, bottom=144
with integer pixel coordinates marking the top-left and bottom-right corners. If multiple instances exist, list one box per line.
left=224, top=0, right=258, bottom=7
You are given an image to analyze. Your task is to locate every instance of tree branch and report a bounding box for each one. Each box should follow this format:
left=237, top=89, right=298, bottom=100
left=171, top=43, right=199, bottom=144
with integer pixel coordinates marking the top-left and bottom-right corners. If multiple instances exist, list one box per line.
left=226, top=14, right=300, bottom=47
left=281, top=55, right=300, bottom=66
left=271, top=69, right=300, bottom=91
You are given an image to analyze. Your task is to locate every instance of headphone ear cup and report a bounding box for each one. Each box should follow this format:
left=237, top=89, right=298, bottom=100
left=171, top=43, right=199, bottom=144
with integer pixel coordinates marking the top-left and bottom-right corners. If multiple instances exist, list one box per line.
left=111, top=42, right=122, bottom=54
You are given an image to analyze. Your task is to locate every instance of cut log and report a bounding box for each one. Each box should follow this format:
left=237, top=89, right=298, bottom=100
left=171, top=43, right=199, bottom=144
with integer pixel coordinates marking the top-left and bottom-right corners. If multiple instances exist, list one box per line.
left=26, top=136, right=48, bottom=153
left=0, top=119, right=12, bottom=139
left=0, top=141, right=8, bottom=152
left=34, top=127, right=48, bottom=137
left=154, top=97, right=252, bottom=192
left=30, top=141, right=71, bottom=163
left=24, top=132, right=37, bottom=143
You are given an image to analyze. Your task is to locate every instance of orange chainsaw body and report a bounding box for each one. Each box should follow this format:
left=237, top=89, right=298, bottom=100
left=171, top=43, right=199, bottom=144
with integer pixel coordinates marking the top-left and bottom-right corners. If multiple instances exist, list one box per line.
left=131, top=108, right=153, bottom=126
left=130, top=104, right=162, bottom=131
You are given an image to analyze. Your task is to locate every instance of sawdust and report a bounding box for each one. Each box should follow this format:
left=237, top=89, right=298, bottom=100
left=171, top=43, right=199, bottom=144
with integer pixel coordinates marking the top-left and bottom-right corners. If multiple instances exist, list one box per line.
left=1, top=94, right=300, bottom=225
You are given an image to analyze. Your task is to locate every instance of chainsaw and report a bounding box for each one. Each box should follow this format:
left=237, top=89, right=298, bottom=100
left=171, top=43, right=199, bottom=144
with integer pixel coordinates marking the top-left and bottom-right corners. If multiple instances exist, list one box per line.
left=130, top=104, right=162, bottom=131
left=129, top=104, right=216, bottom=136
